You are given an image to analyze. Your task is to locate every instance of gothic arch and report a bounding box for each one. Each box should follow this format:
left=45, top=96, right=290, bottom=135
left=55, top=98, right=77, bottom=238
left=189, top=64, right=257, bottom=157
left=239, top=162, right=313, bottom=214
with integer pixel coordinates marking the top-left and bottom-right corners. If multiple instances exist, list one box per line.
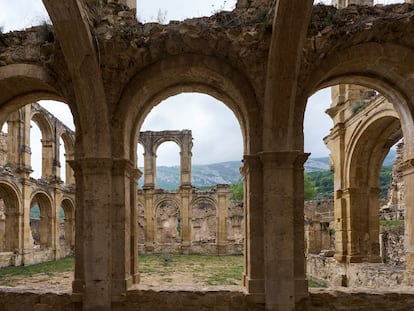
left=0, top=181, right=22, bottom=252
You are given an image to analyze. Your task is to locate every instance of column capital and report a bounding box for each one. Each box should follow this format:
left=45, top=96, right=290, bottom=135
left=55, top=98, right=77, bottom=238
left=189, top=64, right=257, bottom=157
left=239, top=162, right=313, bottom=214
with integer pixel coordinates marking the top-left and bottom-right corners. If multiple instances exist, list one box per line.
left=398, top=158, right=414, bottom=175
left=240, top=154, right=261, bottom=177
left=68, top=157, right=113, bottom=175
left=259, top=151, right=310, bottom=169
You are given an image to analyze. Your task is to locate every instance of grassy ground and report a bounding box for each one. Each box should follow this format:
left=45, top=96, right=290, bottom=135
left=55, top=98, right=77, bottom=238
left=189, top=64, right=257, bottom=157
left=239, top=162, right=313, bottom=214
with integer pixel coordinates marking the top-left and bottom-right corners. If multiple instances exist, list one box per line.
left=0, top=254, right=327, bottom=288
left=139, top=254, right=243, bottom=285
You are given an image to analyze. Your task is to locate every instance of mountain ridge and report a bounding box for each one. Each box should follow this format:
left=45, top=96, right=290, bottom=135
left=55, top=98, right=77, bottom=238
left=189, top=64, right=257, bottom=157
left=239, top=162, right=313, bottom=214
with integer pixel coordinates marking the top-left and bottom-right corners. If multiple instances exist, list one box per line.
left=139, top=151, right=396, bottom=190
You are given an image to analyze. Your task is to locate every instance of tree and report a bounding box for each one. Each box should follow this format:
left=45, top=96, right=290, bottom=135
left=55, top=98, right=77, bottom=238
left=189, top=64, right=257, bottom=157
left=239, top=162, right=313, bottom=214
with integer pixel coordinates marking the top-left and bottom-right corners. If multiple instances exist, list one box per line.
left=230, top=182, right=243, bottom=201
left=304, top=173, right=316, bottom=201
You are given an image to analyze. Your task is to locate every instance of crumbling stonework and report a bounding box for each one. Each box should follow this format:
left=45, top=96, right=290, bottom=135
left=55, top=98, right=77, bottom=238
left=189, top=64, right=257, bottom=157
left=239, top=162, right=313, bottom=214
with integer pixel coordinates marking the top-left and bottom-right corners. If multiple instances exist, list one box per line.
left=3, top=0, right=414, bottom=309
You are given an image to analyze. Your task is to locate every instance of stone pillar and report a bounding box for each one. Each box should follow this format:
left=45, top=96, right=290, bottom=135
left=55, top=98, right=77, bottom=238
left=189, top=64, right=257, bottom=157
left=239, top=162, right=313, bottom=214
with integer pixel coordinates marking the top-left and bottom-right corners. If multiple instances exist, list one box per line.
left=306, top=215, right=322, bottom=254
left=6, top=106, right=32, bottom=173
left=180, top=130, right=192, bottom=188
left=143, top=188, right=155, bottom=252
left=143, top=151, right=156, bottom=189
left=111, top=159, right=135, bottom=296
left=130, top=168, right=141, bottom=284
left=41, top=139, right=54, bottom=179
left=216, top=184, right=230, bottom=254
left=241, top=155, right=264, bottom=300
left=260, top=151, right=309, bottom=310
left=179, top=187, right=192, bottom=252
left=0, top=132, right=7, bottom=165
left=65, top=152, right=76, bottom=186
left=339, top=187, right=381, bottom=263
left=69, top=158, right=113, bottom=308
left=52, top=184, right=63, bottom=258
left=400, top=159, right=414, bottom=273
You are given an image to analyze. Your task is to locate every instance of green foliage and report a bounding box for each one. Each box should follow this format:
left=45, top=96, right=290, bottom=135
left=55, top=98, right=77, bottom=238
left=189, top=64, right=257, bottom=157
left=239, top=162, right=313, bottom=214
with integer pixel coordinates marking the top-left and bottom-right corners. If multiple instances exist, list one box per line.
left=230, top=182, right=243, bottom=201
left=37, top=21, right=54, bottom=43
left=307, top=170, right=334, bottom=199
left=307, top=165, right=393, bottom=200
left=304, top=173, right=316, bottom=201
left=308, top=277, right=328, bottom=288
left=379, top=165, right=392, bottom=199
left=380, top=219, right=404, bottom=233
left=351, top=101, right=365, bottom=114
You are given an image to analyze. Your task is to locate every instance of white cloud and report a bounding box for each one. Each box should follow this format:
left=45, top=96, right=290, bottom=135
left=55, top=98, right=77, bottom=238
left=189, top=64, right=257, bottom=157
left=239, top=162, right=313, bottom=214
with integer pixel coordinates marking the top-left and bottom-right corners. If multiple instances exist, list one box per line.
left=140, top=93, right=243, bottom=166
left=0, top=0, right=49, bottom=32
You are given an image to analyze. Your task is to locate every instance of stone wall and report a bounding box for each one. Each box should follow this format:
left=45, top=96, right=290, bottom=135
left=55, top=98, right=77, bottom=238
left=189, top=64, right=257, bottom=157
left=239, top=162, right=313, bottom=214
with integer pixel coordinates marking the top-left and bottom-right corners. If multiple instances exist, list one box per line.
left=307, top=255, right=408, bottom=288
left=381, top=225, right=405, bottom=265
left=2, top=288, right=414, bottom=311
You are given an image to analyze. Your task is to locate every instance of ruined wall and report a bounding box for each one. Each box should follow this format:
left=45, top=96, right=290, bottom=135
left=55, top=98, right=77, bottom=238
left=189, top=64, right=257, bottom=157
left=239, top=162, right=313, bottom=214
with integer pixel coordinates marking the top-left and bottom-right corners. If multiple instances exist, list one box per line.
left=2, top=288, right=414, bottom=311
left=138, top=187, right=244, bottom=255
left=307, top=255, right=408, bottom=288
left=381, top=225, right=405, bottom=265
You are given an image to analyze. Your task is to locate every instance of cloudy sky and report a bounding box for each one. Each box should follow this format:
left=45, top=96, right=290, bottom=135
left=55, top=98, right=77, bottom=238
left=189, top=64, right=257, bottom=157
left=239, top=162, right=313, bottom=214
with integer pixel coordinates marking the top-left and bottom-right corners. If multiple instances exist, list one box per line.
left=0, top=0, right=403, bottom=175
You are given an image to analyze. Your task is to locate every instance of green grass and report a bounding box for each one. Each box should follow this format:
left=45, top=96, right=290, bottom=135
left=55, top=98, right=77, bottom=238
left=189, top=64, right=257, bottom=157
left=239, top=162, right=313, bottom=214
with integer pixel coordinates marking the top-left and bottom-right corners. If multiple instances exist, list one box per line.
left=0, top=257, right=74, bottom=285
left=308, top=278, right=327, bottom=288
left=138, top=254, right=243, bottom=285
left=380, top=219, right=404, bottom=232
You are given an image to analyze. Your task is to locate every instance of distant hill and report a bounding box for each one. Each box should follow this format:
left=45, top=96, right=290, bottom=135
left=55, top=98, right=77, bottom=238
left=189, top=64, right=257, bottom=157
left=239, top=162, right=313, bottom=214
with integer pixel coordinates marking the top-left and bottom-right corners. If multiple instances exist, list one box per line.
left=138, top=161, right=242, bottom=190
left=138, top=150, right=397, bottom=191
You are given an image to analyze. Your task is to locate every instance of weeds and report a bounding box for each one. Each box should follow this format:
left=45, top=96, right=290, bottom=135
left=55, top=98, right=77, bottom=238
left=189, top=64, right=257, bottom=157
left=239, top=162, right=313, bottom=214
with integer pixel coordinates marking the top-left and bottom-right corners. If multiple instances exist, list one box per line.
left=37, top=21, right=54, bottom=43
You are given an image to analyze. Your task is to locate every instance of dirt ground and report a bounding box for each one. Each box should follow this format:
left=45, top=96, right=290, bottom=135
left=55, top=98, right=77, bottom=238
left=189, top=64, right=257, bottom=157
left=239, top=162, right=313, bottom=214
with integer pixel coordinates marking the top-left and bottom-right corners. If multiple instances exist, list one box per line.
left=0, top=255, right=244, bottom=292
left=0, top=271, right=242, bottom=292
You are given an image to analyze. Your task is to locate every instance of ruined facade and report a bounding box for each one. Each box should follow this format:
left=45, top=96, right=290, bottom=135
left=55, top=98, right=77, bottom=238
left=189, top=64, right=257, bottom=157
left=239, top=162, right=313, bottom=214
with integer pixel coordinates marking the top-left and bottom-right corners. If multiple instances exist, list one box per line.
left=0, top=103, right=75, bottom=267
left=137, top=130, right=243, bottom=254
left=2, top=0, right=414, bottom=310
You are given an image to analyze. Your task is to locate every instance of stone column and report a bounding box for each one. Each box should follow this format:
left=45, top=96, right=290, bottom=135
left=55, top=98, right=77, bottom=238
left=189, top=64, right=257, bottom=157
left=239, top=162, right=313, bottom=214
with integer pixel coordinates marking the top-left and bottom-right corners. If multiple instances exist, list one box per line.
left=241, top=155, right=264, bottom=301
left=179, top=187, right=192, bottom=252
left=69, top=158, right=113, bottom=308
left=400, top=159, right=414, bottom=274
left=41, top=139, right=54, bottom=179
left=143, top=188, right=155, bottom=252
left=111, top=159, right=135, bottom=296
left=6, top=106, right=32, bottom=172
left=65, top=151, right=76, bottom=186
left=340, top=187, right=381, bottom=263
left=130, top=168, right=142, bottom=284
left=143, top=151, right=156, bottom=189
left=180, top=130, right=192, bottom=188
left=260, top=151, right=309, bottom=309
left=216, top=184, right=230, bottom=254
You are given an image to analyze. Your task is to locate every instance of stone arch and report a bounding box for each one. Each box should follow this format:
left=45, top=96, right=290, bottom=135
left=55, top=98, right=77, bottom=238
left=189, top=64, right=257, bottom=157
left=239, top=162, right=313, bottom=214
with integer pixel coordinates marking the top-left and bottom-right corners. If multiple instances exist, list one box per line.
left=30, top=191, right=54, bottom=248
left=61, top=131, right=75, bottom=185
left=138, top=130, right=193, bottom=189
left=60, top=198, right=75, bottom=247
left=112, top=53, right=259, bottom=284
left=31, top=109, right=54, bottom=179
left=0, top=181, right=22, bottom=252
left=301, top=42, right=414, bottom=157
left=0, top=64, right=67, bottom=126
left=113, top=53, right=261, bottom=161
left=191, top=197, right=217, bottom=245
left=154, top=199, right=182, bottom=245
